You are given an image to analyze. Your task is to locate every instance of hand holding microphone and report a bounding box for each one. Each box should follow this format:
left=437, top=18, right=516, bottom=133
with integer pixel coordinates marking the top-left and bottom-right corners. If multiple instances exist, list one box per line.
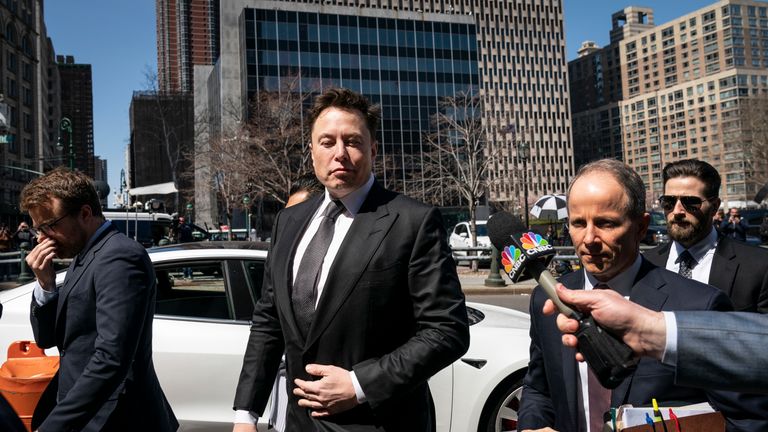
left=487, top=212, right=639, bottom=389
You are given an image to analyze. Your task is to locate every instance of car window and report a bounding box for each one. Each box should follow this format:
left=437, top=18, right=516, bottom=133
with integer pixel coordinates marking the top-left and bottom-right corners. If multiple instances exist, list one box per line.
left=456, top=224, right=468, bottom=235
left=154, top=262, right=230, bottom=320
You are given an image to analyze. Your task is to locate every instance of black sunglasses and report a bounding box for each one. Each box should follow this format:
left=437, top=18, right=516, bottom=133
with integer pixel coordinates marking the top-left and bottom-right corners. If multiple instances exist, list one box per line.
left=658, top=195, right=715, bottom=212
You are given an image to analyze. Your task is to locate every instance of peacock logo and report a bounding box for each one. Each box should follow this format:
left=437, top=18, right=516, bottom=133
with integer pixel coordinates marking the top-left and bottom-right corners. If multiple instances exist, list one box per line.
left=520, top=232, right=549, bottom=250
left=501, top=246, right=522, bottom=274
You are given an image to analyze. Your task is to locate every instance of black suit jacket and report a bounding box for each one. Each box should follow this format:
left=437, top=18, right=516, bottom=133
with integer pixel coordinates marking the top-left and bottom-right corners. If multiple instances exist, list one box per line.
left=29, top=224, right=177, bottom=432
left=518, top=258, right=741, bottom=431
left=644, top=236, right=768, bottom=312
left=233, top=182, right=470, bottom=431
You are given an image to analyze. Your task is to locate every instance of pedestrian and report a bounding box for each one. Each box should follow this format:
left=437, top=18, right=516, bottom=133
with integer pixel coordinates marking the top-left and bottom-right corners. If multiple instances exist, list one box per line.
left=21, top=167, right=178, bottom=431
left=0, top=223, right=12, bottom=281
left=720, top=207, right=748, bottom=241
left=12, top=221, right=35, bottom=250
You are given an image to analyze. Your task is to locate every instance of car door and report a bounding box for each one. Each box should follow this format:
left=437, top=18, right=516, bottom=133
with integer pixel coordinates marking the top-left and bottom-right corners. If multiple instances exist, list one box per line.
left=151, top=257, right=271, bottom=430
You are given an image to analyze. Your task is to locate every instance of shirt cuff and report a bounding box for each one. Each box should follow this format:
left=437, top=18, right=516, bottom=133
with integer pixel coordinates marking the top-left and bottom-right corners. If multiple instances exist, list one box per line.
left=234, top=409, right=258, bottom=424
left=33, top=282, right=58, bottom=306
left=349, top=371, right=367, bottom=403
left=661, top=311, right=678, bottom=366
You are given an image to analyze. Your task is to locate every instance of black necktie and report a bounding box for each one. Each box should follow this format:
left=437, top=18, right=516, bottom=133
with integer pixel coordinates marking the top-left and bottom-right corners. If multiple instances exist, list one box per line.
left=588, top=283, right=611, bottom=432
left=292, top=200, right=345, bottom=338
left=677, top=250, right=696, bottom=279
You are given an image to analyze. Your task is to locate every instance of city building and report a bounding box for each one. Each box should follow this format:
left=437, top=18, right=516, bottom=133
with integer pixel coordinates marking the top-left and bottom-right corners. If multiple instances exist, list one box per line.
left=57, top=55, right=95, bottom=178
left=0, top=0, right=59, bottom=222
left=570, top=0, right=768, bottom=208
left=192, top=0, right=574, bottom=227
left=128, top=91, right=195, bottom=213
left=156, top=0, right=219, bottom=93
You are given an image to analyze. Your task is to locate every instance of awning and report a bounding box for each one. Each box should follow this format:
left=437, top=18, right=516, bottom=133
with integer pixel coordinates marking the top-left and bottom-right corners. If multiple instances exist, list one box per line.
left=127, top=182, right=178, bottom=196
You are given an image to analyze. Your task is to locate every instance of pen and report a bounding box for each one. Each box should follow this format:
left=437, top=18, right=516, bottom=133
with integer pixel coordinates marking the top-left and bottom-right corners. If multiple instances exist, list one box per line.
left=651, top=398, right=668, bottom=432
left=645, top=412, right=657, bottom=432
left=611, top=407, right=617, bottom=431
left=669, top=408, right=682, bottom=432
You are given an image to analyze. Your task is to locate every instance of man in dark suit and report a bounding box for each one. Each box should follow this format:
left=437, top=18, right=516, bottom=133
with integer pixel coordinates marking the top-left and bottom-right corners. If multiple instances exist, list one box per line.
left=21, top=168, right=178, bottom=432
left=644, top=159, right=768, bottom=312
left=232, top=88, right=469, bottom=431
left=518, top=159, right=759, bottom=432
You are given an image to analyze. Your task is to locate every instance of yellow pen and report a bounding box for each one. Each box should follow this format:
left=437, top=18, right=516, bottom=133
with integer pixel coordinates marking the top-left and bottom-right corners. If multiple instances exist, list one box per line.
left=652, top=398, right=669, bottom=432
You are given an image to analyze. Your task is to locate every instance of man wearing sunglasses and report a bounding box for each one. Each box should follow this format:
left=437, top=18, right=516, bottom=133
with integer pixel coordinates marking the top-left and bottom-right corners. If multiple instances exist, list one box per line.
left=20, top=168, right=178, bottom=431
left=645, top=159, right=768, bottom=313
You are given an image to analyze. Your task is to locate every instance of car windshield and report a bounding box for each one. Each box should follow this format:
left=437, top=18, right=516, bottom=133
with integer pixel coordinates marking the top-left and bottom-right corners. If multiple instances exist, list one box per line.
left=649, top=212, right=666, bottom=226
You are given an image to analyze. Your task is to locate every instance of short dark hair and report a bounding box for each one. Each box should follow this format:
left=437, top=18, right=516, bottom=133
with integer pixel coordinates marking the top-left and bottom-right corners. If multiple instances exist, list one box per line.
left=20, top=167, right=103, bottom=217
left=290, top=173, right=323, bottom=196
left=567, top=159, right=646, bottom=220
left=662, top=159, right=721, bottom=198
left=308, top=87, right=381, bottom=138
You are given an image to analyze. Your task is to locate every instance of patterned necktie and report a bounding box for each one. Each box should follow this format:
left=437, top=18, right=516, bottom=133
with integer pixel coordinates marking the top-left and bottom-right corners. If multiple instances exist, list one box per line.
left=677, top=250, right=696, bottom=279
left=292, top=200, right=345, bottom=338
left=588, top=283, right=611, bottom=432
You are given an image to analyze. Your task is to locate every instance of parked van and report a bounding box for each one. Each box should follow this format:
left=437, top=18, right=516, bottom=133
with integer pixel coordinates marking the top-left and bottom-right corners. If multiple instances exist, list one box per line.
left=104, top=210, right=173, bottom=248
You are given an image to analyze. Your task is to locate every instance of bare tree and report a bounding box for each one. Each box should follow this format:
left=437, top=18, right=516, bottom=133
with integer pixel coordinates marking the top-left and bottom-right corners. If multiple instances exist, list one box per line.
left=422, top=90, right=501, bottom=270
left=738, top=93, right=768, bottom=198
left=244, top=75, right=314, bottom=205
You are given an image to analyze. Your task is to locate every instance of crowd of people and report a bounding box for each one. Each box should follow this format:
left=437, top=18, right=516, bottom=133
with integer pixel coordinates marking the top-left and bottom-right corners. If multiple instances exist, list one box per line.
left=4, top=86, right=768, bottom=431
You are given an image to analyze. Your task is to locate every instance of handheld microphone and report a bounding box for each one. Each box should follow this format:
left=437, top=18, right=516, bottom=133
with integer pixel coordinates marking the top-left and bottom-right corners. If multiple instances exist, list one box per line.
left=487, top=211, right=638, bottom=389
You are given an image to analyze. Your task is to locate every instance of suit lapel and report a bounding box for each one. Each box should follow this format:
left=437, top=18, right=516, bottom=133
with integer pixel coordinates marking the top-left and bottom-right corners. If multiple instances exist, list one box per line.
left=559, top=271, right=583, bottom=427
left=709, top=237, right=738, bottom=296
left=644, top=242, right=672, bottom=268
left=612, top=258, right=668, bottom=404
left=305, top=184, right=396, bottom=349
left=273, top=196, right=322, bottom=343
left=55, top=226, right=118, bottom=323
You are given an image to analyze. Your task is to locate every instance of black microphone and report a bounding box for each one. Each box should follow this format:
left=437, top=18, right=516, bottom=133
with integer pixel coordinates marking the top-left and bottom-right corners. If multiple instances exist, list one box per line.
left=487, top=211, right=638, bottom=389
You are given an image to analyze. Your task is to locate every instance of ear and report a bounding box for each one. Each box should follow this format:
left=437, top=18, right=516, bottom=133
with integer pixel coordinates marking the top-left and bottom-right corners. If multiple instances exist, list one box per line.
left=637, top=212, right=651, bottom=242
left=371, top=140, right=378, bottom=159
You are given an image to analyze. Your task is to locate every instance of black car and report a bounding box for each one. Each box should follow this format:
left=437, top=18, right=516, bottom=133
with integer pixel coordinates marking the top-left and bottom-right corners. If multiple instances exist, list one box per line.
left=643, top=211, right=669, bottom=246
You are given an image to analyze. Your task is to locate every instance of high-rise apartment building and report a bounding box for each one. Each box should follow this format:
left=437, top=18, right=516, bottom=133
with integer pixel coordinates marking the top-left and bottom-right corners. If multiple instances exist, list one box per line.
left=193, top=0, right=574, bottom=226
left=156, top=0, right=219, bottom=93
left=0, top=0, right=60, bottom=222
left=570, top=0, right=768, bottom=207
left=57, top=55, right=95, bottom=178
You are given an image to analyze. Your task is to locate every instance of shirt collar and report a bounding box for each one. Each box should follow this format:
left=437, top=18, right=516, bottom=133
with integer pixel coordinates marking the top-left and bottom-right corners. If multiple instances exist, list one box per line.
left=584, top=254, right=642, bottom=296
left=671, top=227, right=718, bottom=263
left=321, top=174, right=374, bottom=217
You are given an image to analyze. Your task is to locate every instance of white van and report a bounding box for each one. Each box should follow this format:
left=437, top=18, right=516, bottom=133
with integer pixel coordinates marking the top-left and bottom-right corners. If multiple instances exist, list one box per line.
left=104, top=210, right=173, bottom=248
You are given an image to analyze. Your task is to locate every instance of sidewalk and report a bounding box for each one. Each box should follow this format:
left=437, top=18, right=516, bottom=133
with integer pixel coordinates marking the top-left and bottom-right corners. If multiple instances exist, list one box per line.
left=456, top=268, right=536, bottom=295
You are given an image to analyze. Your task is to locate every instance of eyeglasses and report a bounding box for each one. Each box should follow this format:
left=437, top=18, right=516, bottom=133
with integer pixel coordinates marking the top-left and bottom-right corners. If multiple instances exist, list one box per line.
left=658, top=195, right=715, bottom=212
left=30, top=213, right=70, bottom=237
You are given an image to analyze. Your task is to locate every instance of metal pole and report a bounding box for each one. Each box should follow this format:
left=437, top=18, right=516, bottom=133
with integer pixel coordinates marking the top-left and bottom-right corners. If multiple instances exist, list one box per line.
left=523, top=157, right=529, bottom=229
left=17, top=249, right=33, bottom=283
left=484, top=245, right=506, bottom=287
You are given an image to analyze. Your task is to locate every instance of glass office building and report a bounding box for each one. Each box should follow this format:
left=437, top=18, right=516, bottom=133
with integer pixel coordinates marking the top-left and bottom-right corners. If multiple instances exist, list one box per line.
left=242, top=7, right=479, bottom=203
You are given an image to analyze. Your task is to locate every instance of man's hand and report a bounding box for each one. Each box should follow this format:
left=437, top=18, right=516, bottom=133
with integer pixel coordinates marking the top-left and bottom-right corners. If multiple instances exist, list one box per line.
left=25, top=238, right=58, bottom=290
left=232, top=424, right=258, bottom=432
left=293, top=364, right=359, bottom=417
left=542, top=284, right=667, bottom=360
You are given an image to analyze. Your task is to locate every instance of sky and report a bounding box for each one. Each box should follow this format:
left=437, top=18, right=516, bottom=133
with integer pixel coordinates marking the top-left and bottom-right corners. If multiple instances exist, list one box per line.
left=43, top=0, right=717, bottom=206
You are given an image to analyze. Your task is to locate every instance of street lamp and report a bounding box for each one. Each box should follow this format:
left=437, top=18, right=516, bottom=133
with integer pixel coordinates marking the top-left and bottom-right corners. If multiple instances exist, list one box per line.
left=517, top=139, right=531, bottom=229
left=186, top=203, right=194, bottom=224
left=57, top=117, right=74, bottom=170
left=242, top=196, right=251, bottom=241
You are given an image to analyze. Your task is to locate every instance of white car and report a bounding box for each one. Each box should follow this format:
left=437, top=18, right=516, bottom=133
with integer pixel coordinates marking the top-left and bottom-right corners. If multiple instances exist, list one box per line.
left=0, top=242, right=530, bottom=432
left=450, top=220, right=492, bottom=263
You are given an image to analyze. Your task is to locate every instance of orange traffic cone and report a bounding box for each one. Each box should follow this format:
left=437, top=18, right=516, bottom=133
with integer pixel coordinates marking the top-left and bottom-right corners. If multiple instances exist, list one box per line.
left=0, top=341, right=59, bottom=431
